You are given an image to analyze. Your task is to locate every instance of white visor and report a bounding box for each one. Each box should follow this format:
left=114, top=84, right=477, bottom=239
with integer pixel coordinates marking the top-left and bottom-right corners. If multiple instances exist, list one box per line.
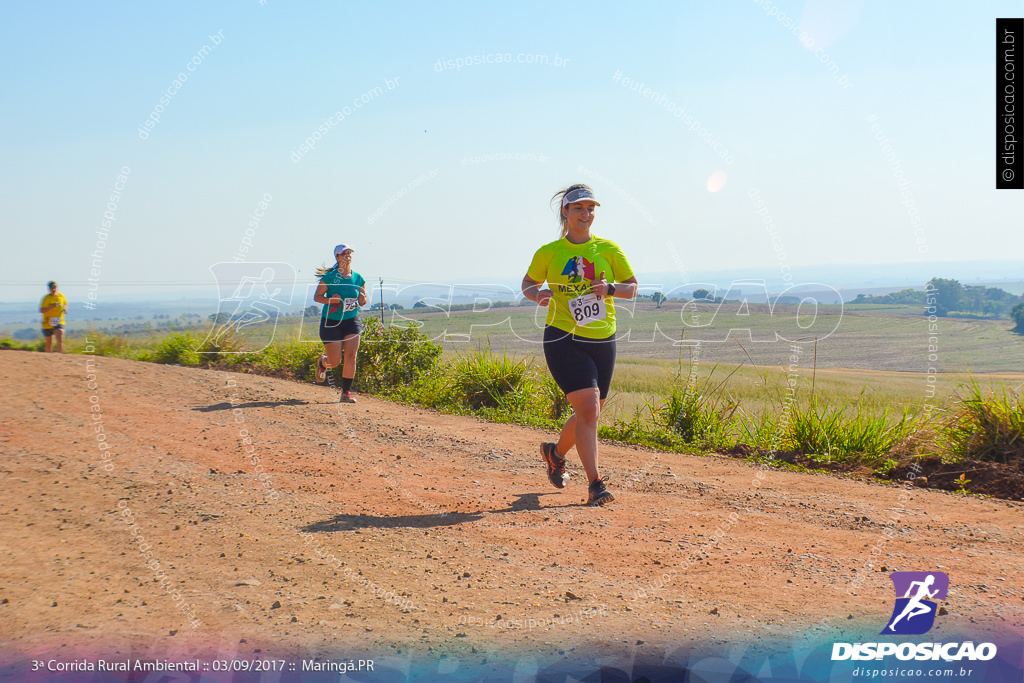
left=562, top=188, right=600, bottom=207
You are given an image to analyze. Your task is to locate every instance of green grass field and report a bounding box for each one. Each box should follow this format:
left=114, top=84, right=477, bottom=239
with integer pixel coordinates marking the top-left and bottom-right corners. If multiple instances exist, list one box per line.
left=15, top=302, right=1024, bottom=427
left=8, top=303, right=1023, bottom=487
left=372, top=301, right=1024, bottom=423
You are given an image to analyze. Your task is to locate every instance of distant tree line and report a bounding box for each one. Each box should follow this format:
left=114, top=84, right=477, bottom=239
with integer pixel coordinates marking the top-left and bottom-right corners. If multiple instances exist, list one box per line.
left=850, top=289, right=929, bottom=305
left=851, top=278, right=1024, bottom=320
left=691, top=288, right=725, bottom=304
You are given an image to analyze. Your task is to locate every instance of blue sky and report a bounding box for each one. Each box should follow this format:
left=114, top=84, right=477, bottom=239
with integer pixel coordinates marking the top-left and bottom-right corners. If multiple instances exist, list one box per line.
left=1, top=0, right=1021, bottom=304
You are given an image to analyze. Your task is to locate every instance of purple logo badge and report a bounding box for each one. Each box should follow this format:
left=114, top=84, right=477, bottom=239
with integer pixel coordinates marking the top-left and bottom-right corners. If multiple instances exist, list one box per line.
left=881, top=572, right=949, bottom=635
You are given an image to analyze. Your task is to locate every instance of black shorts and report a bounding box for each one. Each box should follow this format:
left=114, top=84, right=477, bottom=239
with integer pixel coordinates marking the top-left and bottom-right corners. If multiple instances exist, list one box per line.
left=42, top=325, right=64, bottom=337
left=542, top=325, right=617, bottom=399
left=319, top=316, right=362, bottom=343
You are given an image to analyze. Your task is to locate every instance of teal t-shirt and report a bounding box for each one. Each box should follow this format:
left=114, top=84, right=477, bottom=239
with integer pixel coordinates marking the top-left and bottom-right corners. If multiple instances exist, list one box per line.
left=319, top=269, right=365, bottom=321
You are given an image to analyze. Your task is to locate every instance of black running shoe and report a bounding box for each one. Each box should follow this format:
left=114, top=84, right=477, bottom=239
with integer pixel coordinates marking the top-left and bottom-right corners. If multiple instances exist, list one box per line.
left=587, top=478, right=615, bottom=506
left=540, top=442, right=568, bottom=489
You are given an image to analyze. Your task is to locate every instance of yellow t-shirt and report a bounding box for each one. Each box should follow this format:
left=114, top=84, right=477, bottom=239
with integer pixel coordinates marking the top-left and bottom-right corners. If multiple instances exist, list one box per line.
left=41, top=293, right=67, bottom=328
left=526, top=235, right=634, bottom=339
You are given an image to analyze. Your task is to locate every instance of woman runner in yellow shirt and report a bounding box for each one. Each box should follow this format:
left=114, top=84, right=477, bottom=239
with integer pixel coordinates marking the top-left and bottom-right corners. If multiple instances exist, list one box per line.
left=521, top=185, right=639, bottom=505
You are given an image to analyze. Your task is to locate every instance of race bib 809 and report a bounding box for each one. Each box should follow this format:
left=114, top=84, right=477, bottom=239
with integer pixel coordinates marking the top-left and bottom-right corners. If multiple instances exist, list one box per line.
left=568, top=292, right=606, bottom=326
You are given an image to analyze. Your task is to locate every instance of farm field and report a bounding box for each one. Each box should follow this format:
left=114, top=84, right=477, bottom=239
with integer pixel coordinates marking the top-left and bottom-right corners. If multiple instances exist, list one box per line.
left=14, top=301, right=1024, bottom=371
left=291, top=303, right=1024, bottom=420
left=280, top=302, right=1019, bottom=373
left=14, top=303, right=1024, bottom=426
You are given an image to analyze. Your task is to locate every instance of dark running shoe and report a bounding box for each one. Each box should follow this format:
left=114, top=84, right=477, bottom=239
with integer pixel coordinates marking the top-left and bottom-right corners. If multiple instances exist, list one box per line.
left=587, top=478, right=615, bottom=506
left=540, top=442, right=568, bottom=489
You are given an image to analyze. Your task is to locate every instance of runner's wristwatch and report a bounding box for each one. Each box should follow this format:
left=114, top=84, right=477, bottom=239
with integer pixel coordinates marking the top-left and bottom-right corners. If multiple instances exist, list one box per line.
left=606, top=283, right=616, bottom=297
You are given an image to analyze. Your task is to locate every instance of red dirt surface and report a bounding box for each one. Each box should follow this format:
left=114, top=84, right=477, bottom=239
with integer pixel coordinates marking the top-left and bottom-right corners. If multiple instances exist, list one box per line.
left=1, top=350, right=1022, bottom=666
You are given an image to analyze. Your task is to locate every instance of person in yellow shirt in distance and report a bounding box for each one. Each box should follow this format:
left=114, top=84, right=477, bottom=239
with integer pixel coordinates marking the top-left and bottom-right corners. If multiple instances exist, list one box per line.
left=40, top=280, right=68, bottom=353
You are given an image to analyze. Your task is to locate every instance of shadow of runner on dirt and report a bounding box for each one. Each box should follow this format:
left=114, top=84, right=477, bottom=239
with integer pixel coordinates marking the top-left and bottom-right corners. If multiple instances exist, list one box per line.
left=191, top=398, right=308, bottom=411
left=302, top=492, right=587, bottom=532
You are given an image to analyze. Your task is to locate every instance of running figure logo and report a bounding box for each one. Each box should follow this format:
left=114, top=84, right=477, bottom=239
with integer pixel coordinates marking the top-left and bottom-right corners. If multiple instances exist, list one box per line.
left=881, top=571, right=949, bottom=635
left=200, top=262, right=297, bottom=354
left=561, top=256, right=596, bottom=283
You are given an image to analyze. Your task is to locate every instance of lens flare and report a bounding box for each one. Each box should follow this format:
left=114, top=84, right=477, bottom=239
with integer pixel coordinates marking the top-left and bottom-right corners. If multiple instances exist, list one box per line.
left=707, top=171, right=728, bottom=193
left=800, top=0, right=864, bottom=51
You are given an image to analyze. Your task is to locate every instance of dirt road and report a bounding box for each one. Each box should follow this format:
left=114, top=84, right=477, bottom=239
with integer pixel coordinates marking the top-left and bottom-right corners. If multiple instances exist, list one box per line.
left=1, top=350, right=1021, bottom=673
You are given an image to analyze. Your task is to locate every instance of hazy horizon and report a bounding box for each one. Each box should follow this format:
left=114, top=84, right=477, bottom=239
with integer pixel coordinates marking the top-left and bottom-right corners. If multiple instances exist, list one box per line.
left=4, top=259, right=1023, bottom=318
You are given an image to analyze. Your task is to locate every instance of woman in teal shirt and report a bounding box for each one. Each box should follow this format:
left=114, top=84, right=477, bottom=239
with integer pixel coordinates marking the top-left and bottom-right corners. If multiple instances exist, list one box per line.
left=314, top=244, right=367, bottom=403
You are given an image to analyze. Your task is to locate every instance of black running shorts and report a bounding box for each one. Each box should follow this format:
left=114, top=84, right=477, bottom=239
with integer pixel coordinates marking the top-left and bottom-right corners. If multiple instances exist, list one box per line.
left=319, top=316, right=362, bottom=343
left=542, top=325, right=617, bottom=399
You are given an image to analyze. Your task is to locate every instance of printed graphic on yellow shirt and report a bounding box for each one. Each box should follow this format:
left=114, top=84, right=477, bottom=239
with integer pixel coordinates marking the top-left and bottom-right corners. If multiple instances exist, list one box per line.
left=561, top=255, right=597, bottom=283
left=555, top=256, right=602, bottom=300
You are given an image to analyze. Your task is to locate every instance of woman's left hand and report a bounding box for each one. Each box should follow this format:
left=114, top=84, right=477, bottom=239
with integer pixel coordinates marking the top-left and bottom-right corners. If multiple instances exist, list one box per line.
left=590, top=271, right=611, bottom=297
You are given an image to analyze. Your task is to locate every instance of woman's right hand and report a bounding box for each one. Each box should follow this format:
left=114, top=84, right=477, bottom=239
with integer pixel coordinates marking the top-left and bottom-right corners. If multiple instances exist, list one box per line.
left=522, top=276, right=553, bottom=307
left=327, top=294, right=342, bottom=304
